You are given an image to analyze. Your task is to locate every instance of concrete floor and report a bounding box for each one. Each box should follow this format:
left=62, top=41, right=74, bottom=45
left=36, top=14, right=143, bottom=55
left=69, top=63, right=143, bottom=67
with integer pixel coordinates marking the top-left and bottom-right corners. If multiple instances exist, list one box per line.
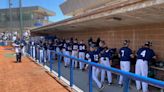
left=44, top=59, right=161, bottom=92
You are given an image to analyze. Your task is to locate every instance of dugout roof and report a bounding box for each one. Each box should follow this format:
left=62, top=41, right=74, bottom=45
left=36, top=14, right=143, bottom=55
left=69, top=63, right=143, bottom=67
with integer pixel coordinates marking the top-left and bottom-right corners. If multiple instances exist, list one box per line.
left=31, top=0, right=164, bottom=36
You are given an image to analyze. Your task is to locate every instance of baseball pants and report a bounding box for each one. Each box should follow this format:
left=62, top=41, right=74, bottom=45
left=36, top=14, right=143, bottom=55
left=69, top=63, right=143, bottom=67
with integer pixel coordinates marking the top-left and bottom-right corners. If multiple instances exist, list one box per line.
left=32, top=46, right=35, bottom=58
left=30, top=46, right=32, bottom=56
left=135, top=59, right=148, bottom=92
left=92, top=66, right=102, bottom=88
left=64, top=51, right=71, bottom=66
left=100, top=57, right=112, bottom=83
left=118, top=61, right=130, bottom=85
left=39, top=50, right=43, bottom=63
left=72, top=50, right=78, bottom=68
left=79, top=52, right=85, bottom=69
left=47, top=49, right=50, bottom=62
left=16, top=52, right=22, bottom=62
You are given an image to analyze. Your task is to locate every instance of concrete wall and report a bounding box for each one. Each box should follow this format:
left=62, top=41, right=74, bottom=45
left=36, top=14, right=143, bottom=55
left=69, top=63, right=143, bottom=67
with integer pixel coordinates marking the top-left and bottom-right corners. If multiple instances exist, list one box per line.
left=52, top=24, right=164, bottom=61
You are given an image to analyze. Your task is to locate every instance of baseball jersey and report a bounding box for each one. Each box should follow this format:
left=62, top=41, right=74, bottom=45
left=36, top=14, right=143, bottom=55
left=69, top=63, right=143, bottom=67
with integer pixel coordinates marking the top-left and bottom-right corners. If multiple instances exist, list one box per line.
left=49, top=43, right=54, bottom=50
left=66, top=43, right=72, bottom=52
left=38, top=42, right=43, bottom=50
left=137, top=47, right=155, bottom=61
left=88, top=50, right=99, bottom=63
left=119, top=47, right=132, bottom=61
left=21, top=39, right=26, bottom=46
left=79, top=43, right=86, bottom=52
left=31, top=41, right=35, bottom=46
left=14, top=40, right=22, bottom=53
left=72, top=42, right=79, bottom=51
left=57, top=41, right=63, bottom=50
left=97, top=47, right=104, bottom=54
left=101, top=50, right=112, bottom=60
left=43, top=43, right=47, bottom=50
left=62, top=42, right=67, bottom=50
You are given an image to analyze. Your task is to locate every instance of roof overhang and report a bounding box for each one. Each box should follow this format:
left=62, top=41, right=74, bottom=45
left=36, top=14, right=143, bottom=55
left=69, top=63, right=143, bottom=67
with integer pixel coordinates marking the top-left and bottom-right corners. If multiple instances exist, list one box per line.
left=31, top=0, right=164, bottom=35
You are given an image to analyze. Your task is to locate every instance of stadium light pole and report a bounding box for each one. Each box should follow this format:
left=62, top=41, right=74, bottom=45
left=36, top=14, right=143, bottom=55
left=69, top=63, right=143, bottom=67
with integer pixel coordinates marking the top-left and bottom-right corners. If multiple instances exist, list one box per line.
left=19, top=0, right=23, bottom=38
left=9, top=0, right=13, bottom=40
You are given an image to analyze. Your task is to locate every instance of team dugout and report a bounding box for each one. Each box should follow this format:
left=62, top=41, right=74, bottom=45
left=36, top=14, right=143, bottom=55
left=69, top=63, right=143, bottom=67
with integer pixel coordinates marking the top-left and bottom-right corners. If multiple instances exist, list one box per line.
left=30, top=0, right=164, bottom=82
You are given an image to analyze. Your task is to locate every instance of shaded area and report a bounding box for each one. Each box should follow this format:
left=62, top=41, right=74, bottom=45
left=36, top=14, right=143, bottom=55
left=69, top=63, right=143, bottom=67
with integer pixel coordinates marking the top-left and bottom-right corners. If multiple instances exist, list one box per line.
left=45, top=58, right=161, bottom=92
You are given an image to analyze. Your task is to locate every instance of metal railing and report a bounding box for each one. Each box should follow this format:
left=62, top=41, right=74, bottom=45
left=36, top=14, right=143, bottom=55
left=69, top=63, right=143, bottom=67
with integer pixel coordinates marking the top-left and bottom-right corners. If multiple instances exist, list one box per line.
left=27, top=45, right=164, bottom=92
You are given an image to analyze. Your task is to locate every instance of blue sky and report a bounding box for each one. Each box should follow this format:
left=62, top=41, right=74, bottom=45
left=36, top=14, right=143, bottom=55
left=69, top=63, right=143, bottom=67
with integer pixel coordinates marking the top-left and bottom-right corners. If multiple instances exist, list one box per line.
left=0, top=0, right=70, bottom=22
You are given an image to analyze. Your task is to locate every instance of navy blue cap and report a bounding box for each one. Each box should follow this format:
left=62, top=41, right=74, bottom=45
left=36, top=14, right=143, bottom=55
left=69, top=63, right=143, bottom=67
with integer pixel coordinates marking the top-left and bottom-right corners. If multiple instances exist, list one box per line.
left=145, top=41, right=152, bottom=46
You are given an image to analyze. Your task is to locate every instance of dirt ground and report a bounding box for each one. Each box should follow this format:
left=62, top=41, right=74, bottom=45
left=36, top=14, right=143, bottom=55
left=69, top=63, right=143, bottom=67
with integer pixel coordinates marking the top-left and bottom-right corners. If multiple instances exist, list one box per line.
left=0, top=46, right=70, bottom=92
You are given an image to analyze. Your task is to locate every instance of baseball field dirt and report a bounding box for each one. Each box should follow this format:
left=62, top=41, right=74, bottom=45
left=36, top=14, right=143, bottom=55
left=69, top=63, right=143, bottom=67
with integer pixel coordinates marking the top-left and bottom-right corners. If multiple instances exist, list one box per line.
left=0, top=46, right=70, bottom=92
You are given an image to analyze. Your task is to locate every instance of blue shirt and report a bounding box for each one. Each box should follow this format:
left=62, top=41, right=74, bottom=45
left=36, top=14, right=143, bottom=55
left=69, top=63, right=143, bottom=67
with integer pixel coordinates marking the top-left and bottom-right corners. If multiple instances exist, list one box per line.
left=14, top=40, right=21, bottom=46
left=119, top=47, right=132, bottom=61
left=48, top=43, right=54, bottom=50
left=89, top=50, right=99, bottom=63
left=72, top=43, right=79, bottom=50
left=62, top=42, right=67, bottom=49
left=79, top=44, right=86, bottom=52
left=97, top=47, right=104, bottom=54
left=66, top=43, right=72, bottom=52
left=137, top=47, right=155, bottom=61
left=43, top=43, right=47, bottom=50
left=21, top=39, right=26, bottom=46
left=101, top=50, right=112, bottom=60
left=57, top=42, right=63, bottom=50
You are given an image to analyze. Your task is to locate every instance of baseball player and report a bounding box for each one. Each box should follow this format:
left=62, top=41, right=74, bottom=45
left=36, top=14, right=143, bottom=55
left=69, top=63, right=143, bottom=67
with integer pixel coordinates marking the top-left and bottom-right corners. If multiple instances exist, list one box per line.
left=47, top=40, right=51, bottom=62
left=30, top=39, right=35, bottom=58
left=20, top=38, right=26, bottom=56
left=78, top=40, right=87, bottom=70
left=39, top=41, right=44, bottom=63
left=135, top=41, right=156, bottom=92
left=43, top=40, right=48, bottom=63
left=88, top=43, right=104, bottom=89
left=64, top=39, right=72, bottom=67
left=13, top=37, right=23, bottom=63
left=56, top=39, right=61, bottom=54
left=100, top=47, right=113, bottom=85
left=36, top=40, right=41, bottom=62
left=48, top=40, right=55, bottom=61
left=62, top=39, right=66, bottom=54
left=96, top=40, right=105, bottom=77
left=72, top=39, right=79, bottom=68
left=118, top=40, right=133, bottom=86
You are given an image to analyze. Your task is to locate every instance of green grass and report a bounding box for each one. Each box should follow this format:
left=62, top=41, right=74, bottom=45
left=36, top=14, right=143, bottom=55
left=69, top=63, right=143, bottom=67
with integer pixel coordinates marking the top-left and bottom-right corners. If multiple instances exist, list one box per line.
left=4, top=53, right=15, bottom=58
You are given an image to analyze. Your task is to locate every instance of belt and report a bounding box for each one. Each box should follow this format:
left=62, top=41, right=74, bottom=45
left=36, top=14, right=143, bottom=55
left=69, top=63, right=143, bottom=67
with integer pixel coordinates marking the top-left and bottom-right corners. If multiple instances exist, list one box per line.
left=101, top=57, right=108, bottom=60
left=121, top=61, right=130, bottom=62
left=138, top=59, right=148, bottom=61
left=79, top=51, right=85, bottom=52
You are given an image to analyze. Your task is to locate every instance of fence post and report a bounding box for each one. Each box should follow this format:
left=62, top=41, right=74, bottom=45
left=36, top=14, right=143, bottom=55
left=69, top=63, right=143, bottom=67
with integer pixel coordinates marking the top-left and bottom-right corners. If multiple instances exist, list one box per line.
left=39, top=49, right=40, bottom=63
left=89, top=65, right=93, bottom=92
left=27, top=45, right=29, bottom=54
left=37, top=47, right=39, bottom=61
left=123, top=76, right=130, bottom=92
left=35, top=46, right=36, bottom=60
left=58, top=54, right=62, bottom=78
left=49, top=50, right=53, bottom=72
left=70, top=59, right=74, bottom=87
left=31, top=46, right=33, bottom=57
left=42, top=49, right=45, bottom=64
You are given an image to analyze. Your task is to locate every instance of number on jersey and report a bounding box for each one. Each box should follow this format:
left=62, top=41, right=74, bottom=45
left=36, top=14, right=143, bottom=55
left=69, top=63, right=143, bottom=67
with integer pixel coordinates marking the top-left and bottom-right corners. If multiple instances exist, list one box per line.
left=94, top=55, right=98, bottom=61
left=141, top=50, right=146, bottom=57
left=121, top=50, right=124, bottom=57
